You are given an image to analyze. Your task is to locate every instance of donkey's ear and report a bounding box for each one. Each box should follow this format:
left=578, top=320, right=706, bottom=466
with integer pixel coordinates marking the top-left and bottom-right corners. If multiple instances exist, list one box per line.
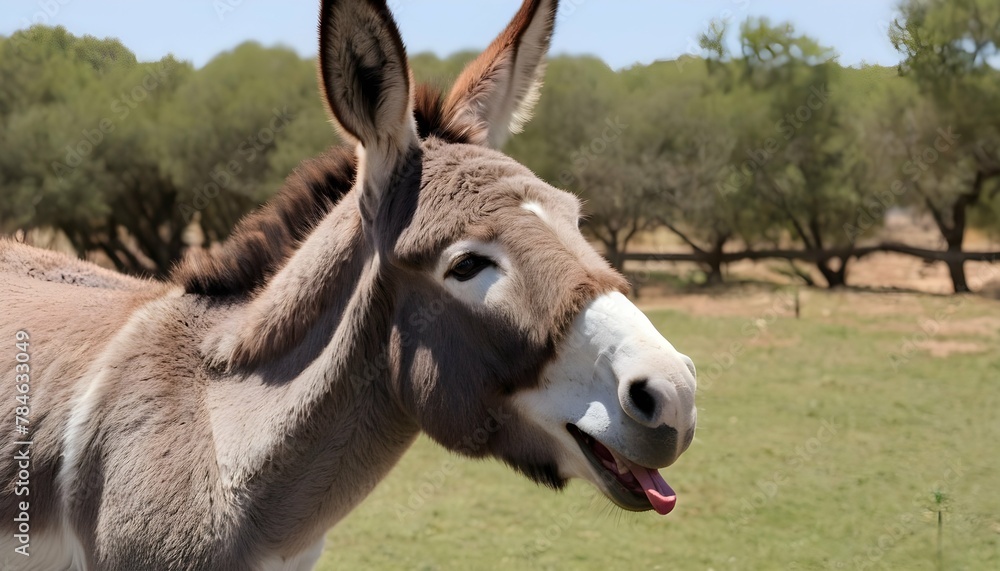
left=443, top=0, right=558, bottom=149
left=318, top=0, right=417, bottom=215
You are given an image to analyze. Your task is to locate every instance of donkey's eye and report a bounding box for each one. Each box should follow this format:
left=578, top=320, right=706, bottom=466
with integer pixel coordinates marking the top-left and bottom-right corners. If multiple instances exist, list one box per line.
left=447, top=254, right=494, bottom=282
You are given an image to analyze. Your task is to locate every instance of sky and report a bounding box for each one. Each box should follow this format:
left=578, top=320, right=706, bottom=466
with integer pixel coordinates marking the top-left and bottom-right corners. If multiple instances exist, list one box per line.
left=1, top=1, right=904, bottom=70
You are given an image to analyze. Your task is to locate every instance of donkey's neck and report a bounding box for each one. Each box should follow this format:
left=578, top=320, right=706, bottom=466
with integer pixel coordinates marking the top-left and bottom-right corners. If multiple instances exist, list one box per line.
left=203, top=200, right=419, bottom=553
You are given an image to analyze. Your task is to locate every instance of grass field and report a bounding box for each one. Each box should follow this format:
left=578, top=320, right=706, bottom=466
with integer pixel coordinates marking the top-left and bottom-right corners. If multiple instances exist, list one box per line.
left=316, top=287, right=1000, bottom=571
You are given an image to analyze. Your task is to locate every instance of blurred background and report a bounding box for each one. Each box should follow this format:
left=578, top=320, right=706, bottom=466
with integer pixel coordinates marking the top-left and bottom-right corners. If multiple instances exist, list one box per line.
left=1, top=1, right=998, bottom=294
left=1, top=1, right=998, bottom=570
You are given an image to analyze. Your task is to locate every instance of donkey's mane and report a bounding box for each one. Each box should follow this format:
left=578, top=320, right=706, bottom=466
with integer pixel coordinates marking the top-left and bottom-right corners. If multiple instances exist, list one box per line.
left=171, top=84, right=472, bottom=296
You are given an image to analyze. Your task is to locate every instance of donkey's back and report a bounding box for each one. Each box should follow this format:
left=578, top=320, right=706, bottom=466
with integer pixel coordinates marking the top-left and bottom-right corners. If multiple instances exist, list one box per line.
left=0, top=240, right=172, bottom=567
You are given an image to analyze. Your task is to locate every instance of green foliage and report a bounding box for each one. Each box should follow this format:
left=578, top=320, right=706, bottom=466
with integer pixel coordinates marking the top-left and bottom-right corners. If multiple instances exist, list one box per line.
left=410, top=50, right=477, bottom=91
left=507, top=56, right=623, bottom=185
left=157, top=42, right=336, bottom=244
left=885, top=0, right=1000, bottom=291
left=0, top=28, right=332, bottom=275
left=0, top=13, right=997, bottom=286
left=0, top=27, right=195, bottom=271
left=726, top=21, right=859, bottom=251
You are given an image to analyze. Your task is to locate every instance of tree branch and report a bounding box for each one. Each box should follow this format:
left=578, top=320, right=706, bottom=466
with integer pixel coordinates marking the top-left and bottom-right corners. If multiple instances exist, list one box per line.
left=658, top=218, right=707, bottom=254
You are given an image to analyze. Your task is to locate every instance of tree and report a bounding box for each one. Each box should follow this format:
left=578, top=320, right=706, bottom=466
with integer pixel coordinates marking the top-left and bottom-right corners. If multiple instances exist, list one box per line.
left=3, top=23, right=998, bottom=290
left=643, top=85, right=762, bottom=284
left=508, top=56, right=653, bottom=271
left=574, top=149, right=662, bottom=273
left=890, top=0, right=1000, bottom=292
left=157, top=42, right=335, bottom=248
left=737, top=19, right=869, bottom=287
left=0, top=26, right=193, bottom=274
left=0, top=30, right=334, bottom=276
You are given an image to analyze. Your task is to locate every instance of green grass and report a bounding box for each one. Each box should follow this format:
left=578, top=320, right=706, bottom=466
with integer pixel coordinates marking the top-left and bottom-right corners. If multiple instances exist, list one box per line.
left=317, top=291, right=1000, bottom=570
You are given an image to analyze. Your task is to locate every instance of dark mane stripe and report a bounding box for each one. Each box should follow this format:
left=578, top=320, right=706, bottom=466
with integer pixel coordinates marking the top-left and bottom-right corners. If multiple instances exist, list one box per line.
left=171, top=146, right=356, bottom=296
left=413, top=83, right=476, bottom=142
left=171, top=83, right=473, bottom=296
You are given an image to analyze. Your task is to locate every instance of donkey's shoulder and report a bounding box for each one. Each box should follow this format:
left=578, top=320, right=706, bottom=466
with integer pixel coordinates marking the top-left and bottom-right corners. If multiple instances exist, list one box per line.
left=0, top=239, right=153, bottom=291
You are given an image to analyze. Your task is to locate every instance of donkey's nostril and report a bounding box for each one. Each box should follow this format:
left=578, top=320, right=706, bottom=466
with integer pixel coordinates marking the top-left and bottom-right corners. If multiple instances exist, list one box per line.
left=628, top=378, right=657, bottom=418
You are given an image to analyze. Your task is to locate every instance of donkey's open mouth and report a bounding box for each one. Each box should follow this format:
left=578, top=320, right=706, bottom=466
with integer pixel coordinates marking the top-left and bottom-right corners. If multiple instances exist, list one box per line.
left=567, top=424, right=677, bottom=515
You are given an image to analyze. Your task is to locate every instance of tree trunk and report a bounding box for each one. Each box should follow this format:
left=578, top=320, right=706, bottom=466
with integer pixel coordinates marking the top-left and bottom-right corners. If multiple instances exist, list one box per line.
left=606, top=248, right=625, bottom=274
left=704, top=234, right=728, bottom=285
left=945, top=240, right=969, bottom=293
left=600, top=232, right=625, bottom=274
left=939, top=205, right=971, bottom=293
left=704, top=260, right=724, bottom=285
left=942, top=199, right=970, bottom=293
left=816, top=256, right=848, bottom=288
left=702, top=250, right=725, bottom=285
left=923, top=171, right=990, bottom=294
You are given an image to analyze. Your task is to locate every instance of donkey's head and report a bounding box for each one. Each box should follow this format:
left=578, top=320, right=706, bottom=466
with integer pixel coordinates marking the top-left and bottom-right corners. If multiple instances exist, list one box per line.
left=319, top=0, right=696, bottom=515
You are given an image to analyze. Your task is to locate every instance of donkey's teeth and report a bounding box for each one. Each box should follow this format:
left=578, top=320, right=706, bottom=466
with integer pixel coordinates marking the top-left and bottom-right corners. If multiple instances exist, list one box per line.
left=610, top=453, right=629, bottom=475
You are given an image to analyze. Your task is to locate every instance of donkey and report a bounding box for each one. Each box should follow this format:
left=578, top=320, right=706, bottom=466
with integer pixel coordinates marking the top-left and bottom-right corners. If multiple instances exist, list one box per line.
left=0, top=0, right=697, bottom=569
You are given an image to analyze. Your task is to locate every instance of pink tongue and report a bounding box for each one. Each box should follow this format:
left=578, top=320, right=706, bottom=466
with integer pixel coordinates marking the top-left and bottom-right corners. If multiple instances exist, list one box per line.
left=629, top=466, right=677, bottom=515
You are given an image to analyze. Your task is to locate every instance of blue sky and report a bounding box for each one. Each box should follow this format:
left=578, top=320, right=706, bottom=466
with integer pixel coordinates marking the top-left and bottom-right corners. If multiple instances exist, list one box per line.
left=2, top=1, right=904, bottom=69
